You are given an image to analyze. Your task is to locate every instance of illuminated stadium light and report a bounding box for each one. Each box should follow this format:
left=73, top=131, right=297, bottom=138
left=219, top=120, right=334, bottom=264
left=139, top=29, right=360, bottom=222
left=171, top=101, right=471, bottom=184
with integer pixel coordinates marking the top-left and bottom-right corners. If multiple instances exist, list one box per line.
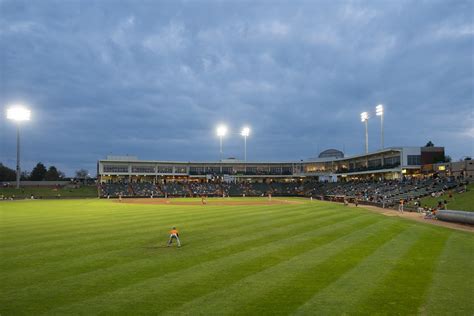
left=241, top=127, right=250, bottom=162
left=216, top=124, right=228, bottom=160
left=7, top=106, right=31, bottom=121
left=241, top=127, right=250, bottom=137
left=376, top=104, right=383, bottom=116
left=6, top=105, right=31, bottom=189
left=360, top=112, right=369, bottom=154
left=216, top=125, right=227, bottom=137
left=376, top=104, right=384, bottom=149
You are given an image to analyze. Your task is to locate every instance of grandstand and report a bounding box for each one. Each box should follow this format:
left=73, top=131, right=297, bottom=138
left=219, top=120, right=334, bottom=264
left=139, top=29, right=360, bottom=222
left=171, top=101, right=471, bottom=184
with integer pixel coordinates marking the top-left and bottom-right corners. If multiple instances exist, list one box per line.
left=97, top=145, right=470, bottom=211
left=98, top=147, right=449, bottom=183
left=99, top=177, right=463, bottom=207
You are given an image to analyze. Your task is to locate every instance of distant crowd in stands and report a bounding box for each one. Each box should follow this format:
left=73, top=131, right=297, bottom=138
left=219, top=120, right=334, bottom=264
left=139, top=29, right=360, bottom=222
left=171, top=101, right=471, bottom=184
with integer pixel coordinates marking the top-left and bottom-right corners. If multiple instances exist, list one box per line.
left=321, top=177, right=465, bottom=209
left=99, top=176, right=469, bottom=211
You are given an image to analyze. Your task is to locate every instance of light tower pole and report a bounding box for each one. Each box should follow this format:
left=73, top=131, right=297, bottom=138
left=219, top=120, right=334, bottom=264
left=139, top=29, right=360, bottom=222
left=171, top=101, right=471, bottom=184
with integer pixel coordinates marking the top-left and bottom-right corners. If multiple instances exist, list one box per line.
left=7, top=106, right=31, bottom=189
left=361, top=112, right=369, bottom=154
left=241, top=127, right=250, bottom=162
left=376, top=104, right=384, bottom=149
left=216, top=125, right=227, bottom=161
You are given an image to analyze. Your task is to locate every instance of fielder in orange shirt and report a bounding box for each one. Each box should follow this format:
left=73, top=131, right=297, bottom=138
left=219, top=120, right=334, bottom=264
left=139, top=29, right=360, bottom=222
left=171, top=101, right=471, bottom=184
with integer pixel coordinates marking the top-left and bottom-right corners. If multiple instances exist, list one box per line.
left=167, top=226, right=181, bottom=247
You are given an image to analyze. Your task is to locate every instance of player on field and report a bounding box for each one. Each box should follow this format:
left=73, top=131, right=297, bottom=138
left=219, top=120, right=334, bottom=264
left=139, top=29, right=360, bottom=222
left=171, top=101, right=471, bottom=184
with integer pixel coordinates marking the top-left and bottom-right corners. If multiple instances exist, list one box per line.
left=167, top=226, right=181, bottom=247
left=398, top=199, right=404, bottom=213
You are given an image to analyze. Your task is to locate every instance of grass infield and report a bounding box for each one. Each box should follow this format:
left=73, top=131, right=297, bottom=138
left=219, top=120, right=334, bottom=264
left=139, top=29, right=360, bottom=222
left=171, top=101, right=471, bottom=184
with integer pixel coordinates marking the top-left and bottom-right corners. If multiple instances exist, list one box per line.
left=1, top=198, right=473, bottom=315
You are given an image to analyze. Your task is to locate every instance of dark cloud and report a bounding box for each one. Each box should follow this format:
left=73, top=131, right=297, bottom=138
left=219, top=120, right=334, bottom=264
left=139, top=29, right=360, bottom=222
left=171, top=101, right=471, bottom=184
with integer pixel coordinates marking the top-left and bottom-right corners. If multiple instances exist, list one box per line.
left=1, top=0, right=472, bottom=175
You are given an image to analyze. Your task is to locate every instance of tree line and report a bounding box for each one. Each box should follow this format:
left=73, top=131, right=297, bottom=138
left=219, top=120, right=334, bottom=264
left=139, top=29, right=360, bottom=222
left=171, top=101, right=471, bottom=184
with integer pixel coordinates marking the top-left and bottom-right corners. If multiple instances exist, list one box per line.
left=0, top=163, right=88, bottom=182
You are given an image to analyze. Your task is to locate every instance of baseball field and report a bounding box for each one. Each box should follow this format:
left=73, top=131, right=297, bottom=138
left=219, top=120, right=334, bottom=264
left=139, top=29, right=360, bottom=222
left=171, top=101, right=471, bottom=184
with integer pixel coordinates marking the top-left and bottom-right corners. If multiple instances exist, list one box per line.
left=1, top=198, right=473, bottom=315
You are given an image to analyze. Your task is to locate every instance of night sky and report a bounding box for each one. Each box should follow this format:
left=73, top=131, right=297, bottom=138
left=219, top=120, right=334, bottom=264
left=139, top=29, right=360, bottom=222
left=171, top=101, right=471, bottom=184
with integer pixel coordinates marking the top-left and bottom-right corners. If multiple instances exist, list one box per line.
left=1, top=0, right=473, bottom=176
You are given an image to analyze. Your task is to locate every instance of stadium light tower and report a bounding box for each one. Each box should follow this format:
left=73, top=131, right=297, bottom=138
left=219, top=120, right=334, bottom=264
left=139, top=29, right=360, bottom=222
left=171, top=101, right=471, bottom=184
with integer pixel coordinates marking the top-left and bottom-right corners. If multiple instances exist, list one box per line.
left=216, top=124, right=227, bottom=161
left=6, top=105, right=31, bottom=189
left=360, top=112, right=369, bottom=154
left=376, top=104, right=384, bottom=149
left=241, top=126, right=250, bottom=162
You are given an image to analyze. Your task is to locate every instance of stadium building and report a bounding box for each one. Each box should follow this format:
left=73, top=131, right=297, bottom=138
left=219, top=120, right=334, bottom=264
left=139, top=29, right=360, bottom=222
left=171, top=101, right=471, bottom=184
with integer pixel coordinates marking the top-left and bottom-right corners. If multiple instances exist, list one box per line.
left=97, top=146, right=446, bottom=184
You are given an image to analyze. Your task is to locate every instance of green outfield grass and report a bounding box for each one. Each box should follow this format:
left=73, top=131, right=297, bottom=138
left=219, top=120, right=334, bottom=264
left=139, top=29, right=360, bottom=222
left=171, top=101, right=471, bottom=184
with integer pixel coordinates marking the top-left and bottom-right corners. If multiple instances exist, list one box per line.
left=418, top=183, right=474, bottom=212
left=1, top=198, right=473, bottom=315
left=0, top=185, right=98, bottom=199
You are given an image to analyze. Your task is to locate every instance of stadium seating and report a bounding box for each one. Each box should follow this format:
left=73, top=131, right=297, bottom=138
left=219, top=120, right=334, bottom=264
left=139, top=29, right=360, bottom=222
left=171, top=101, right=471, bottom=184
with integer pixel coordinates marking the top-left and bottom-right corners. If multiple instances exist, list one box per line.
left=162, top=182, right=190, bottom=197
left=99, top=177, right=464, bottom=210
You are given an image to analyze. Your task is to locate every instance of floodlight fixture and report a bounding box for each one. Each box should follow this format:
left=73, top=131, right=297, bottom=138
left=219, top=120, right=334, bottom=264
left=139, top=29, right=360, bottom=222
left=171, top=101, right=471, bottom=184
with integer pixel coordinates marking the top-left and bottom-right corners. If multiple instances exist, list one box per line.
left=7, top=106, right=31, bottom=121
left=376, top=104, right=383, bottom=116
left=6, top=105, right=31, bottom=189
left=241, top=127, right=250, bottom=137
left=360, top=111, right=369, bottom=122
left=216, top=125, right=227, bottom=137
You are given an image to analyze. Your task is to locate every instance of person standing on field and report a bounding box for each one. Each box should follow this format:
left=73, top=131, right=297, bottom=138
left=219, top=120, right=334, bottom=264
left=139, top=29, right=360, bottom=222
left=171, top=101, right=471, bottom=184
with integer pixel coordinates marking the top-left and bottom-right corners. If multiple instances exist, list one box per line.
left=398, top=199, right=404, bottom=213
left=167, top=226, right=181, bottom=247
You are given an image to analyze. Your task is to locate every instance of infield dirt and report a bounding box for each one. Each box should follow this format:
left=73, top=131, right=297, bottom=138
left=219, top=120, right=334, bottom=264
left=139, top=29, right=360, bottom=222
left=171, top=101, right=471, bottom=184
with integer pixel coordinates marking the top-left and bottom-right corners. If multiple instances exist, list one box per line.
left=120, top=198, right=303, bottom=206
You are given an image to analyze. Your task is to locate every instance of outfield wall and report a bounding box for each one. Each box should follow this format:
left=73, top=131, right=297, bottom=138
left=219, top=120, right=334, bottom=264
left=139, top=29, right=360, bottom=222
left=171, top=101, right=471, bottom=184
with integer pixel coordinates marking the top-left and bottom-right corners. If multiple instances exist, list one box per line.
left=1, top=181, right=71, bottom=187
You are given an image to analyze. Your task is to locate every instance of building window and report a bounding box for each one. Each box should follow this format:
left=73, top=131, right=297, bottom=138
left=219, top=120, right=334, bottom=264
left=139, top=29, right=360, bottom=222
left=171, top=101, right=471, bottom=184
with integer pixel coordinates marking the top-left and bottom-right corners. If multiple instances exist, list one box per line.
left=246, top=167, right=257, bottom=174
left=175, top=166, right=187, bottom=173
left=157, top=166, right=173, bottom=173
left=221, top=167, right=233, bottom=174
left=256, top=167, right=269, bottom=175
left=270, top=167, right=282, bottom=175
left=189, top=167, right=205, bottom=175
left=384, top=156, right=401, bottom=166
left=206, top=166, right=220, bottom=174
left=131, top=166, right=155, bottom=173
left=368, top=159, right=382, bottom=168
left=407, top=155, right=421, bottom=166
left=103, top=165, right=129, bottom=173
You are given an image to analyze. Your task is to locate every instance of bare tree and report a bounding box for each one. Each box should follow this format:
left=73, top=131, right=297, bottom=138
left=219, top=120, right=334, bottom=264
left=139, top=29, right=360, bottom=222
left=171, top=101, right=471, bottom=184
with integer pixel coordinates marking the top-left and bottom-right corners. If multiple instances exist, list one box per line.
left=75, top=169, right=89, bottom=184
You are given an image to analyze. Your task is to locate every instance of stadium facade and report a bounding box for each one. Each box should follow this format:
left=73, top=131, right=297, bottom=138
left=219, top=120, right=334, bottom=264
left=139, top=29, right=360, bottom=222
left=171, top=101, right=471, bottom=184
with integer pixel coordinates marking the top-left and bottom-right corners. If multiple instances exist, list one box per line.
left=98, top=146, right=447, bottom=183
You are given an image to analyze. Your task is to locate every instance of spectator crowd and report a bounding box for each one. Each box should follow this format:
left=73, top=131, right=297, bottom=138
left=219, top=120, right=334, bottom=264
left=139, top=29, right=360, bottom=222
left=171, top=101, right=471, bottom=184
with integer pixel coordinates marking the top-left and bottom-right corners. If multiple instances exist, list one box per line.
left=99, top=177, right=467, bottom=212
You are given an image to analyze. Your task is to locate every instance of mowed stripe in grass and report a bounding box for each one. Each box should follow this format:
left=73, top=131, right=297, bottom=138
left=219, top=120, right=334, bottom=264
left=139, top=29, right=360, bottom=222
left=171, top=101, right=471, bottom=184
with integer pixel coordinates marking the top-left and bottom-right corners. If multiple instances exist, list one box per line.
left=1, top=201, right=278, bottom=241
left=0, top=200, right=112, bottom=225
left=1, top=202, right=355, bottom=313
left=1, top=203, right=334, bottom=270
left=353, top=227, right=451, bottom=315
left=1, top=202, right=275, bottom=240
left=292, top=224, right=424, bottom=315
left=422, top=232, right=474, bottom=315
left=2, top=201, right=326, bottom=247
left=1, top=205, right=344, bottom=288
left=1, top=203, right=302, bottom=255
left=166, top=217, right=403, bottom=315
left=1, top=199, right=473, bottom=315
left=3, top=211, right=355, bottom=306
left=237, top=222, right=410, bottom=315
left=45, top=213, right=379, bottom=314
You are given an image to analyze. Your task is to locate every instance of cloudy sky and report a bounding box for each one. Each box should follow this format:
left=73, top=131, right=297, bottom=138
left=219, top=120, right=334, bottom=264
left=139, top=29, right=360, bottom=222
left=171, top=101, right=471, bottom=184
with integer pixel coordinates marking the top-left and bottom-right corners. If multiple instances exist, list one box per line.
left=1, top=0, right=472, bottom=176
